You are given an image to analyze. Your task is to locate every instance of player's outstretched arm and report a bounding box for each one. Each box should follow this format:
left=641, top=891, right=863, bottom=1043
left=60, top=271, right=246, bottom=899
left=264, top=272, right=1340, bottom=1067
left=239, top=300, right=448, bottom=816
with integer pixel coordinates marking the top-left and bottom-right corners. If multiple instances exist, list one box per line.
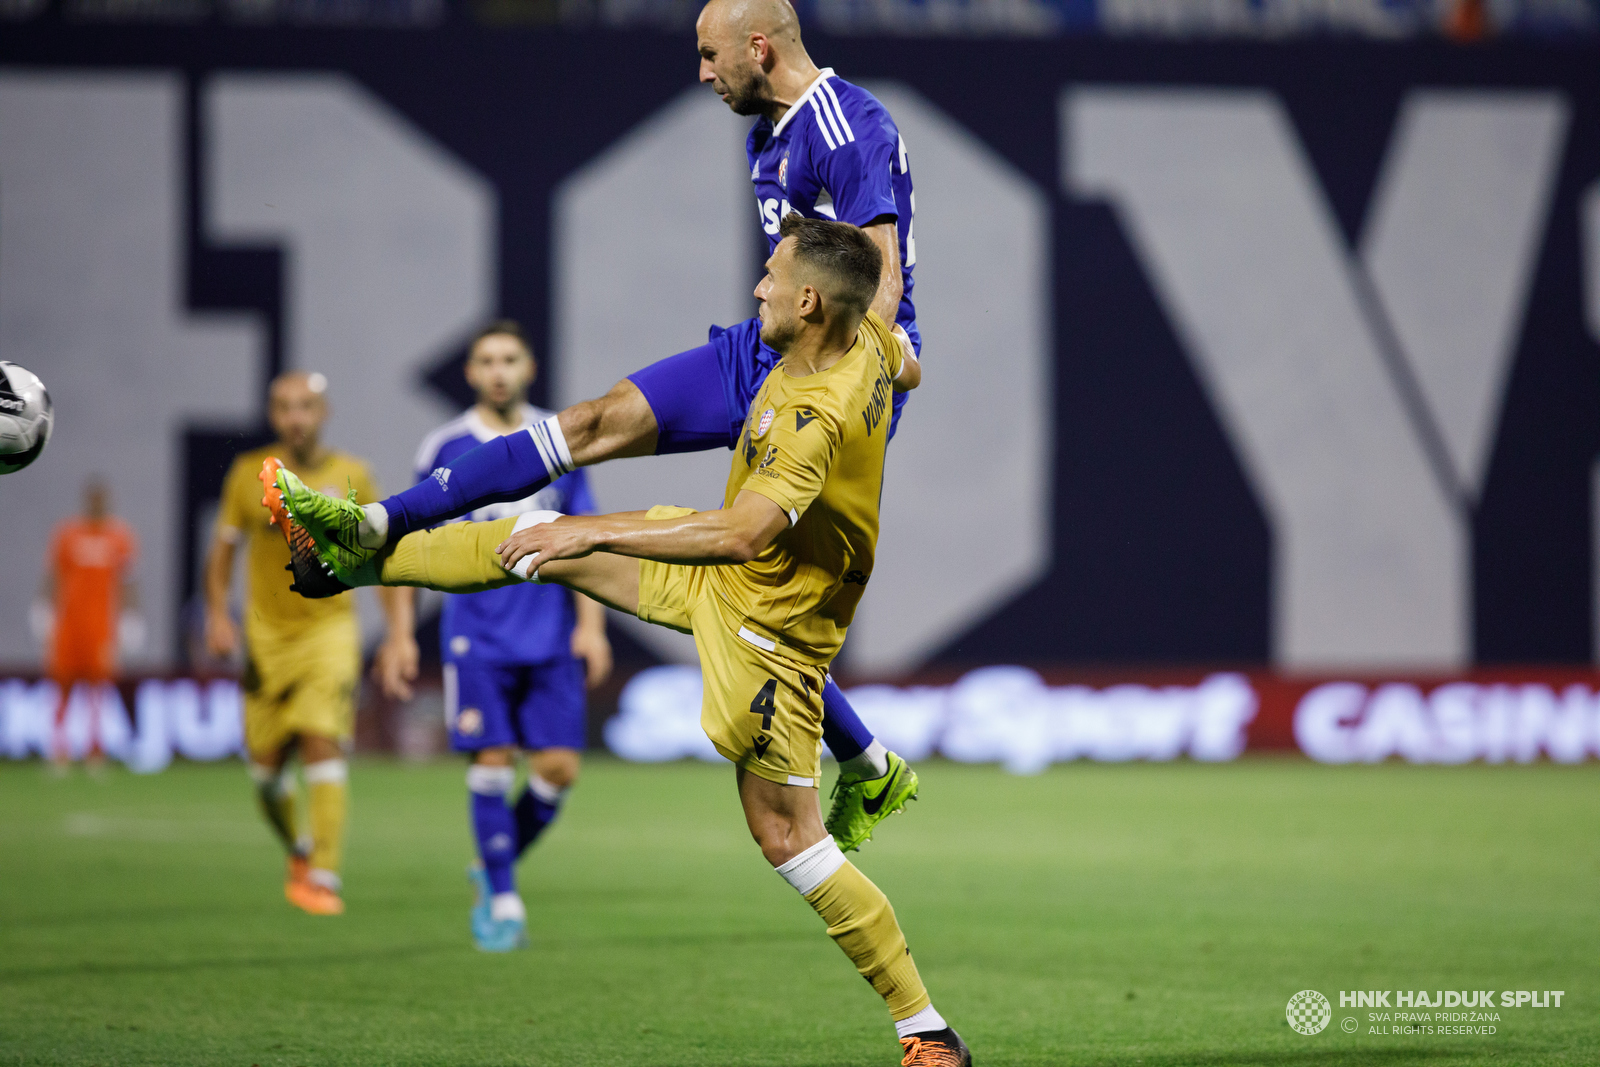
left=497, top=491, right=789, bottom=576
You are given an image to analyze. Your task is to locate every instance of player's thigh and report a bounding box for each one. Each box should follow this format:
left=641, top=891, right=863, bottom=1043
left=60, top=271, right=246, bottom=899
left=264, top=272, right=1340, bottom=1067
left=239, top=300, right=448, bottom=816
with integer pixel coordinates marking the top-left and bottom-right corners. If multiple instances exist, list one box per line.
left=694, top=613, right=827, bottom=789
left=624, top=333, right=761, bottom=456
left=279, top=623, right=361, bottom=743
left=445, top=661, right=520, bottom=753
left=51, top=643, right=110, bottom=690
left=242, top=651, right=295, bottom=756
left=624, top=506, right=701, bottom=633
left=528, top=746, right=580, bottom=790
left=540, top=553, right=641, bottom=617
left=515, top=657, right=587, bottom=754
left=704, top=317, right=782, bottom=419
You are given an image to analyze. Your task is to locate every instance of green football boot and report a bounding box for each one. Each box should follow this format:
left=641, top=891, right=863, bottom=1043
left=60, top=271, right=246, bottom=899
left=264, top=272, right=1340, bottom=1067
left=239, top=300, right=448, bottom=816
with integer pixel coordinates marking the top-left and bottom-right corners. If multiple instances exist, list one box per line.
left=260, top=457, right=381, bottom=587
left=825, top=750, right=919, bottom=852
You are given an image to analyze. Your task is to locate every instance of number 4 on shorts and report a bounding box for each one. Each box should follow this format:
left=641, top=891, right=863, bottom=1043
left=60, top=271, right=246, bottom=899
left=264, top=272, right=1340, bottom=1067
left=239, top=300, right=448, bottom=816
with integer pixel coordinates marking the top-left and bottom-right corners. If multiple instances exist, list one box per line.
left=749, top=679, right=777, bottom=731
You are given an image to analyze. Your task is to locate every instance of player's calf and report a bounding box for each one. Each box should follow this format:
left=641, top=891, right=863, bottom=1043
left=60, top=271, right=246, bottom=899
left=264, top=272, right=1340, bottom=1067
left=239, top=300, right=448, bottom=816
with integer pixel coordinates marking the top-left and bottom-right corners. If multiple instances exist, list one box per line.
left=557, top=378, right=660, bottom=466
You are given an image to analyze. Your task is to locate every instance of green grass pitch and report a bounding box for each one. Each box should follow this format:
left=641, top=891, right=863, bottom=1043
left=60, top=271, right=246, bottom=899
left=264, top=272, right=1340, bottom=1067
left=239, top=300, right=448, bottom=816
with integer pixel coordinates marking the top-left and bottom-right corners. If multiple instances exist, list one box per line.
left=0, top=756, right=1594, bottom=1066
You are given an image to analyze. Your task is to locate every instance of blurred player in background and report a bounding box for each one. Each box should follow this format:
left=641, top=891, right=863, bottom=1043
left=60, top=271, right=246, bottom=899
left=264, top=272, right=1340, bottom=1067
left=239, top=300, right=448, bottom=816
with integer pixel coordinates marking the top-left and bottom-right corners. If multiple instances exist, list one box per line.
left=378, top=321, right=612, bottom=952
left=321, top=0, right=922, bottom=852
left=33, top=476, right=141, bottom=772
left=204, top=371, right=416, bottom=916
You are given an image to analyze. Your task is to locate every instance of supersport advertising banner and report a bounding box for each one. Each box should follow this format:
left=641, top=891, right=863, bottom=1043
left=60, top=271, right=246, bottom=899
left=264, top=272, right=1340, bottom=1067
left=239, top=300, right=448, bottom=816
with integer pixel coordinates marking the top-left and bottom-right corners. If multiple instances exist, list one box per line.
left=9, top=666, right=1600, bottom=771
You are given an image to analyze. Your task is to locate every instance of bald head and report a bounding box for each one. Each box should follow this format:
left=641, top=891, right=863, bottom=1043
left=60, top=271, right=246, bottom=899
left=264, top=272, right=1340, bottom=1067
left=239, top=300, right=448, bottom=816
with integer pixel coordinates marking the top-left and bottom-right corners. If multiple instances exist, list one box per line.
left=269, top=370, right=328, bottom=402
left=267, top=371, right=329, bottom=459
left=697, top=0, right=817, bottom=119
left=700, top=0, right=800, bottom=43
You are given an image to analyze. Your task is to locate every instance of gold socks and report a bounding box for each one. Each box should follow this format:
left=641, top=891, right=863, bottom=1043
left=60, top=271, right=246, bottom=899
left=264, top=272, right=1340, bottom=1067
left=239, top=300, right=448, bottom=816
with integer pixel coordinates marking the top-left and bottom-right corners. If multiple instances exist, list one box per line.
left=303, top=758, right=349, bottom=881
left=776, top=836, right=933, bottom=1022
left=378, top=517, right=521, bottom=593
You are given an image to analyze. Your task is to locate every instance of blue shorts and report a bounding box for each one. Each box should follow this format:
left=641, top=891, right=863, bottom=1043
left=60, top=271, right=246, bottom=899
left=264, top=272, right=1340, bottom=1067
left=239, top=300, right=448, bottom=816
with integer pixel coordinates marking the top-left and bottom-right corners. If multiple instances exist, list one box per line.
left=445, top=658, right=587, bottom=752
left=628, top=316, right=917, bottom=453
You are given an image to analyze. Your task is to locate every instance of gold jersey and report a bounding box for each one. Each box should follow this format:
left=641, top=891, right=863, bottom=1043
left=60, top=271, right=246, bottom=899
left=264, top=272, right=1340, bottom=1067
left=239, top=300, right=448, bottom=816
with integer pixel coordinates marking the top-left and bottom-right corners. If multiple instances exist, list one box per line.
left=216, top=446, right=379, bottom=637
left=709, top=311, right=905, bottom=666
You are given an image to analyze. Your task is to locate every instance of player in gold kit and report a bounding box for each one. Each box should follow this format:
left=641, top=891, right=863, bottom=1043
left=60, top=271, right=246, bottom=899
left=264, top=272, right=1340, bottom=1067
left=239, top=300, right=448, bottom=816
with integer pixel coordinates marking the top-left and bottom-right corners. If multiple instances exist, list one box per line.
left=264, top=217, right=968, bottom=1064
left=205, top=371, right=416, bottom=916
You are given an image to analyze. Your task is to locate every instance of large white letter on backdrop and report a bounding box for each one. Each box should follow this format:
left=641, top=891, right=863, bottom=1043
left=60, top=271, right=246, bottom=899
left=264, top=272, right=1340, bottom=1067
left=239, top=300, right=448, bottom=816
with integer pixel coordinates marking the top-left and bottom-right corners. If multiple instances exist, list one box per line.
left=0, top=72, right=260, bottom=666
left=1065, top=86, right=1565, bottom=668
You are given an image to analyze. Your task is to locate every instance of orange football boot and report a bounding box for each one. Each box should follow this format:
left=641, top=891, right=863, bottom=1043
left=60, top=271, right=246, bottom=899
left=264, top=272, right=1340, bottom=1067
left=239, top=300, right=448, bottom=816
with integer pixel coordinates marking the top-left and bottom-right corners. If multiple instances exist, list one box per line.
left=285, top=853, right=310, bottom=894
left=259, top=456, right=352, bottom=599
left=286, top=879, right=345, bottom=916
left=899, top=1028, right=972, bottom=1067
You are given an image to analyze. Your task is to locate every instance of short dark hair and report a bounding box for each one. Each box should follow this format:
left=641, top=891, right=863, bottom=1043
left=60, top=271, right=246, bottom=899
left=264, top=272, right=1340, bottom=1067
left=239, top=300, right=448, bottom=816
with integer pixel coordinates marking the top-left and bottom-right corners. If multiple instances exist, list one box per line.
left=471, top=319, right=531, bottom=355
left=777, top=215, right=882, bottom=316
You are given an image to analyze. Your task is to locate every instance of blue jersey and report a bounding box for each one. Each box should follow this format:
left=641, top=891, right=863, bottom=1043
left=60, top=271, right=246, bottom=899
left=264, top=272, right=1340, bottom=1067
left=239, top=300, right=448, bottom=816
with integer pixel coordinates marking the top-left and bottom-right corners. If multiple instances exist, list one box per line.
left=415, top=405, right=598, bottom=666
left=748, top=70, right=918, bottom=343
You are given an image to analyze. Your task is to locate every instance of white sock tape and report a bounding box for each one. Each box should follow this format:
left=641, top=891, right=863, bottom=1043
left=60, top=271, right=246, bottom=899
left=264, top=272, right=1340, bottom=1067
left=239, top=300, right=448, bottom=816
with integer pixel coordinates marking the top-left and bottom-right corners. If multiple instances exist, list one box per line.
left=249, top=763, right=295, bottom=797
left=467, top=764, right=516, bottom=796
left=527, top=773, right=566, bottom=804
left=308, top=867, right=342, bottom=892
left=527, top=416, right=574, bottom=478
left=302, top=758, right=348, bottom=786
left=894, top=1004, right=948, bottom=1039
left=505, top=509, right=565, bottom=582
left=774, top=835, right=847, bottom=896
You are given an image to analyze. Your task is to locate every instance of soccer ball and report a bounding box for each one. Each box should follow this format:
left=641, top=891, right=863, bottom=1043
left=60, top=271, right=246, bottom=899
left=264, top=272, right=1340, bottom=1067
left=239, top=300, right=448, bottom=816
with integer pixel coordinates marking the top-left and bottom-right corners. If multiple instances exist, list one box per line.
left=0, top=361, right=53, bottom=474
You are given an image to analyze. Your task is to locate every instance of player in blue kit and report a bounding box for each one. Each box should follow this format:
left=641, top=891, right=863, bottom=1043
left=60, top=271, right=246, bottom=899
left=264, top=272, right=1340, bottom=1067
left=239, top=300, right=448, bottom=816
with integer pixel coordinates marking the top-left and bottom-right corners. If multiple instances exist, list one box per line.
left=381, top=321, right=612, bottom=952
left=338, top=0, right=920, bottom=852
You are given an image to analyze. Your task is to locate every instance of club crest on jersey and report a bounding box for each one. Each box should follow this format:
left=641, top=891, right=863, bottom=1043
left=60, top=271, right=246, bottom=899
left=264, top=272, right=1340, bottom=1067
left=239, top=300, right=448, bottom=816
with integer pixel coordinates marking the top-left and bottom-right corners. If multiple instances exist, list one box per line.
left=757, top=408, right=775, bottom=436
left=778, top=155, right=788, bottom=189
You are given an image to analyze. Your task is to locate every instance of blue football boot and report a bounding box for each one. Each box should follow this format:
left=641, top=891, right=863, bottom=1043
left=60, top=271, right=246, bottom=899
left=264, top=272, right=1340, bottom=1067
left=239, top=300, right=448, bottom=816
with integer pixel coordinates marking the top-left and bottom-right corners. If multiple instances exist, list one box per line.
left=477, top=915, right=528, bottom=953
left=467, top=865, right=496, bottom=947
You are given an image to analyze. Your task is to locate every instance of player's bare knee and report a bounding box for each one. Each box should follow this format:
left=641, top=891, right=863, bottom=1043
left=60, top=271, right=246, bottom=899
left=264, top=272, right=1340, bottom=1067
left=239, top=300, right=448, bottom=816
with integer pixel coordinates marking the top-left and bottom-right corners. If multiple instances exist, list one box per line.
left=750, top=818, right=805, bottom=867
left=247, top=747, right=285, bottom=773
left=300, top=734, right=342, bottom=763
left=474, top=746, right=516, bottom=768
left=529, top=748, right=579, bottom=790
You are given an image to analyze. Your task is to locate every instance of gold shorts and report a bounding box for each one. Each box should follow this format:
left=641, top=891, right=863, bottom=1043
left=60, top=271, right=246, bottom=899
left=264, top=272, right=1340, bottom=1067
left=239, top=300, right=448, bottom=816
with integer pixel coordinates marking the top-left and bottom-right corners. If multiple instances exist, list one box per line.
left=635, top=506, right=827, bottom=787
left=242, top=614, right=360, bottom=757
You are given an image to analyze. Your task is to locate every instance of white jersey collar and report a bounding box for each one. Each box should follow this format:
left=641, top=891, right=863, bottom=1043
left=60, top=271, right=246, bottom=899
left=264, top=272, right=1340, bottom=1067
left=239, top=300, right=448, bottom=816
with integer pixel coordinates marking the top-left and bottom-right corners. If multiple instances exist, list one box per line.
left=771, top=68, right=836, bottom=139
left=465, top=403, right=538, bottom=444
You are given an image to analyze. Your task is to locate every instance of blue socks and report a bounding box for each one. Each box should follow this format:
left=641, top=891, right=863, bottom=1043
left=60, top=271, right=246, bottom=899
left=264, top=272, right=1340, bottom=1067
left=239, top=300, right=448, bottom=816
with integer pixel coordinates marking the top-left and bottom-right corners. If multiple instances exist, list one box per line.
left=382, top=418, right=572, bottom=541
left=470, top=765, right=569, bottom=896
left=467, top=765, right=519, bottom=896
left=821, top=676, right=874, bottom=763
left=514, top=777, right=564, bottom=857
